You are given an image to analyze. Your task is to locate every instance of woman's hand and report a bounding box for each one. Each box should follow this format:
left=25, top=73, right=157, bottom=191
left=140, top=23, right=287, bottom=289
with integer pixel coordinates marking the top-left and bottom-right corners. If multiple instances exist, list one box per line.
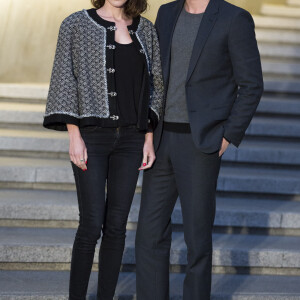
left=67, top=124, right=88, bottom=171
left=139, top=132, right=156, bottom=170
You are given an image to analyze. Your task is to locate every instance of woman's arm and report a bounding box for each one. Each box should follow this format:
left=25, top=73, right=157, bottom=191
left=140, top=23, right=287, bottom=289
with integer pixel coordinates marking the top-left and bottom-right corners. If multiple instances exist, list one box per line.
left=139, top=131, right=156, bottom=171
left=148, top=24, right=165, bottom=129
left=67, top=124, right=88, bottom=171
left=43, top=16, right=79, bottom=131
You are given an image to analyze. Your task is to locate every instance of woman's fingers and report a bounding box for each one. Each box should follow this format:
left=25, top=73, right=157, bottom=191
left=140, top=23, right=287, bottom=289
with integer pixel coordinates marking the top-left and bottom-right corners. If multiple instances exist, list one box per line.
left=139, top=152, right=156, bottom=170
left=70, top=149, right=87, bottom=171
left=138, top=152, right=148, bottom=170
left=144, top=154, right=156, bottom=169
left=84, top=147, right=88, bottom=165
left=69, top=153, right=75, bottom=165
left=77, top=149, right=87, bottom=170
left=80, top=147, right=87, bottom=171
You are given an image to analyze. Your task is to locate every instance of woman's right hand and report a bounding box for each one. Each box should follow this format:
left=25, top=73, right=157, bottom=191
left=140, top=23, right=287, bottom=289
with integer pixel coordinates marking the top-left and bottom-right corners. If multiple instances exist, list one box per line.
left=67, top=124, right=88, bottom=171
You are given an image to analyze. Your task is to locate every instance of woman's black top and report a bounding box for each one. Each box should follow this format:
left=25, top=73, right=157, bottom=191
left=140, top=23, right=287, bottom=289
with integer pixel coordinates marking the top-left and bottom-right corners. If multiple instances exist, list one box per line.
left=114, top=41, right=145, bottom=127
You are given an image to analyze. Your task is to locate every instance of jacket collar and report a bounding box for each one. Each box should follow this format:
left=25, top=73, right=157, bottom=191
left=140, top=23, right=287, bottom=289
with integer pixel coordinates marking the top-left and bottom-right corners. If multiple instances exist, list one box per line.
left=186, top=0, right=221, bottom=82
left=84, top=8, right=140, bottom=32
left=163, top=0, right=221, bottom=84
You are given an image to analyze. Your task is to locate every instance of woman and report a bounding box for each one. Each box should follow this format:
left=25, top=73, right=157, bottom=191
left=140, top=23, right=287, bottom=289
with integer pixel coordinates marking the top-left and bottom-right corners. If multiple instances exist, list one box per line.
left=42, top=0, right=164, bottom=298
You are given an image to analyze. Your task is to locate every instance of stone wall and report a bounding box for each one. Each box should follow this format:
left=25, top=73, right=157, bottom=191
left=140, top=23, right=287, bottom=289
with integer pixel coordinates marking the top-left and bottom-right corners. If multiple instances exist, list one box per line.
left=0, top=0, right=284, bottom=83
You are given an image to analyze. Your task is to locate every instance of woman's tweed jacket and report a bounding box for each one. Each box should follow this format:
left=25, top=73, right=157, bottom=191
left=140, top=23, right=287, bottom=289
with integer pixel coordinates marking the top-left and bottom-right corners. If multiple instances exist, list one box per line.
left=43, top=9, right=164, bottom=131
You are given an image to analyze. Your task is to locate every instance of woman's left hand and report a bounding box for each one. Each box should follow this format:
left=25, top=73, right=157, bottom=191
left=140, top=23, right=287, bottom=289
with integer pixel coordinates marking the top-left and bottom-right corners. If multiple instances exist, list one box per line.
left=139, top=132, right=156, bottom=170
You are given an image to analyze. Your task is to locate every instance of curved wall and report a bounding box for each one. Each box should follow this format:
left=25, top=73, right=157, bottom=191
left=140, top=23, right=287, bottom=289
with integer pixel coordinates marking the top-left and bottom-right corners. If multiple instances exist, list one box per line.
left=0, top=0, right=283, bottom=83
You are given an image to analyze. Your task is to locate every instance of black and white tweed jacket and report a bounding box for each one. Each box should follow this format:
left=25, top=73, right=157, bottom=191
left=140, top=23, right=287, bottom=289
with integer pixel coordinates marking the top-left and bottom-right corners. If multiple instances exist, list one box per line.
left=43, top=8, right=164, bottom=131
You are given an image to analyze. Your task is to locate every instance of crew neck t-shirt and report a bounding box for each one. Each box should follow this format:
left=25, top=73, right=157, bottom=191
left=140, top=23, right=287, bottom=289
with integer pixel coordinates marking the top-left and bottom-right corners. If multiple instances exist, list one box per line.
left=164, top=8, right=204, bottom=123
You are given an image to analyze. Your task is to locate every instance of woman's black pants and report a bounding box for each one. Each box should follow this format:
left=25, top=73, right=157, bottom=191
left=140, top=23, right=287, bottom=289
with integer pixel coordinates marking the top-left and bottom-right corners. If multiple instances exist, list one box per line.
left=68, top=125, right=145, bottom=300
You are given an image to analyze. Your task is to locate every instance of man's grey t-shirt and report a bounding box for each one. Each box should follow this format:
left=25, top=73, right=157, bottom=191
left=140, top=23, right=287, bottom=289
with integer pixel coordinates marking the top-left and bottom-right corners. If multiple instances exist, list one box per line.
left=164, top=8, right=204, bottom=123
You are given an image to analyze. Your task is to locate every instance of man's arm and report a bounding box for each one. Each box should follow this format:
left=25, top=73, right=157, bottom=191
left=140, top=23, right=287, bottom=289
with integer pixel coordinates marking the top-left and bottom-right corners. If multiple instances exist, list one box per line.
left=223, top=10, right=264, bottom=147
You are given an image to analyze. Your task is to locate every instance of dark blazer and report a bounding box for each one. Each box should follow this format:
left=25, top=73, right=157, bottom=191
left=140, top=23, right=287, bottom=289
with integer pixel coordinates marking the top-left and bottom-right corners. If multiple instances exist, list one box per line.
left=153, top=0, right=264, bottom=153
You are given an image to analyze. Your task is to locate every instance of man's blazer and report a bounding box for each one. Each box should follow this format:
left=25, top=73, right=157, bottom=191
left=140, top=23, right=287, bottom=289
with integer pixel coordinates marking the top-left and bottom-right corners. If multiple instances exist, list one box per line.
left=153, top=0, right=264, bottom=153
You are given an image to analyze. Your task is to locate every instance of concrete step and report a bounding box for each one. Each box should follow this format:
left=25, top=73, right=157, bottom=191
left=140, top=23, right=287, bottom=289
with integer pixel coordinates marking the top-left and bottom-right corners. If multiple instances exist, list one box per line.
left=259, top=43, right=300, bottom=60
left=1, top=98, right=299, bottom=136
left=1, top=227, right=300, bottom=274
left=262, top=60, right=300, bottom=77
left=1, top=189, right=300, bottom=233
left=0, top=102, right=45, bottom=128
left=256, top=29, right=300, bottom=45
left=256, top=97, right=300, bottom=116
left=254, top=15, right=300, bottom=30
left=246, top=116, right=300, bottom=139
left=2, top=271, right=300, bottom=300
left=264, top=78, right=300, bottom=94
left=0, top=83, right=48, bottom=103
left=225, top=140, right=300, bottom=166
left=1, top=128, right=300, bottom=165
left=5, top=100, right=300, bottom=133
left=0, top=128, right=68, bottom=157
left=0, top=156, right=299, bottom=195
left=261, top=4, right=300, bottom=18
left=288, top=0, right=300, bottom=7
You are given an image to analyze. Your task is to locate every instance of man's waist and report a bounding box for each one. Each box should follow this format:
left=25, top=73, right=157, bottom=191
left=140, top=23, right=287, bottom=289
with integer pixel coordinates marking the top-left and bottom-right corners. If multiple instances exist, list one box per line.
left=163, top=122, right=191, bottom=133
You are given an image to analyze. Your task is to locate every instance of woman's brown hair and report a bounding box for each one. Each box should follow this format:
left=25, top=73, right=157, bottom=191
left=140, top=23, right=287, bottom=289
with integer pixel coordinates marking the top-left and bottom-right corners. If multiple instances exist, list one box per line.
left=91, top=0, right=148, bottom=18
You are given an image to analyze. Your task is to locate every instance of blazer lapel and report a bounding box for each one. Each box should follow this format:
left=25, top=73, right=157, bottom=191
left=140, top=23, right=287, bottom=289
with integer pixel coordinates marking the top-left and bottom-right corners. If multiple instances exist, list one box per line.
left=163, top=0, right=185, bottom=87
left=186, top=0, right=221, bottom=83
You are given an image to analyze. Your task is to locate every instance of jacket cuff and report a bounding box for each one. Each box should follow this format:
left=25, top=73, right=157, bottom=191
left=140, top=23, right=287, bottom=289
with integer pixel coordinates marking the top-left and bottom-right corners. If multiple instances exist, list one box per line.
left=223, top=136, right=231, bottom=144
left=148, top=108, right=159, bottom=131
left=43, top=113, right=79, bottom=131
left=223, top=130, right=242, bottom=148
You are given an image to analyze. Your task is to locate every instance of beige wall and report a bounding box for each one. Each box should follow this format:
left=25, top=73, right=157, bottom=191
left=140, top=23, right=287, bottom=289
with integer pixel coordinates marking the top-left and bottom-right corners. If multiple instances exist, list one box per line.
left=0, top=0, right=281, bottom=84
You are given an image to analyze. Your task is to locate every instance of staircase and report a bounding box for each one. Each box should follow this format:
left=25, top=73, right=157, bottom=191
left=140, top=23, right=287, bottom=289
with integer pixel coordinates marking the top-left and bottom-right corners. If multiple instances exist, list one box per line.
left=1, top=1, right=300, bottom=299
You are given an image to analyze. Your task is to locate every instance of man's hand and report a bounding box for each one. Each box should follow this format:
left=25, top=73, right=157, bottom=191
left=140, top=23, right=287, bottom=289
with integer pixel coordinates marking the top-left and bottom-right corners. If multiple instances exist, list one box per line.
left=139, top=132, right=156, bottom=170
left=219, top=137, right=230, bottom=157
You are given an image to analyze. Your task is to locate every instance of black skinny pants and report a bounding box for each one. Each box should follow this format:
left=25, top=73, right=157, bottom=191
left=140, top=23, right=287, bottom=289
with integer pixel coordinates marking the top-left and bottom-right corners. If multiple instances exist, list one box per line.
left=69, top=125, right=145, bottom=300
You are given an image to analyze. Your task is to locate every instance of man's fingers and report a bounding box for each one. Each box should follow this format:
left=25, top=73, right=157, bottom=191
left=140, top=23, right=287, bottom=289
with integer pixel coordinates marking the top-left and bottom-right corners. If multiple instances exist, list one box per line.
left=219, top=150, right=223, bottom=157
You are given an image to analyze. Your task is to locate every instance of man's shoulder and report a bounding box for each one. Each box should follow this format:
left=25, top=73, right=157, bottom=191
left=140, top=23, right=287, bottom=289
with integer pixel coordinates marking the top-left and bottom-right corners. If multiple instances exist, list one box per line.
left=221, top=1, right=252, bottom=18
left=158, top=0, right=179, bottom=14
left=157, top=0, right=251, bottom=18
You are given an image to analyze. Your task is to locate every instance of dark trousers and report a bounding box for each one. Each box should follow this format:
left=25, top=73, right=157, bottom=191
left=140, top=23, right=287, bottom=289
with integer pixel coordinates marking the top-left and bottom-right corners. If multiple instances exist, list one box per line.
left=135, top=129, right=222, bottom=300
left=69, top=125, right=145, bottom=300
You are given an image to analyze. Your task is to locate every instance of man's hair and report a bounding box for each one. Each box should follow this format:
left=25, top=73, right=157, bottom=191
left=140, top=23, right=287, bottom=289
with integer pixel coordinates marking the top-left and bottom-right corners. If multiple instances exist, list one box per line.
left=91, top=0, right=148, bottom=18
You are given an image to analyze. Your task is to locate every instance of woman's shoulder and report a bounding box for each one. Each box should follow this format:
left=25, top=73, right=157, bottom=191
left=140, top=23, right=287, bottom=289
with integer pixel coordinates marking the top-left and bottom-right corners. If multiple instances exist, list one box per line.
left=59, top=10, right=86, bottom=29
left=138, top=16, right=156, bottom=35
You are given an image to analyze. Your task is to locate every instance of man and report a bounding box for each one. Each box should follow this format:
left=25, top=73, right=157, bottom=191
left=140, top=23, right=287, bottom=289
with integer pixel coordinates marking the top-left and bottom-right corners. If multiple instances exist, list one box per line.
left=135, top=0, right=264, bottom=299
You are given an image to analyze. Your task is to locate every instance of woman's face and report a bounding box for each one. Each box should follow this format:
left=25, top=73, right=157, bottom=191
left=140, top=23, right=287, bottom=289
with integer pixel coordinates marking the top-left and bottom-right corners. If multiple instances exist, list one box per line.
left=106, top=0, right=128, bottom=9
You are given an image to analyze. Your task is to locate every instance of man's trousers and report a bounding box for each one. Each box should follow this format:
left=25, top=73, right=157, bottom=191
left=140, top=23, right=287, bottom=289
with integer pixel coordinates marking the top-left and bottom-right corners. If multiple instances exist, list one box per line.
left=135, top=128, right=222, bottom=300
